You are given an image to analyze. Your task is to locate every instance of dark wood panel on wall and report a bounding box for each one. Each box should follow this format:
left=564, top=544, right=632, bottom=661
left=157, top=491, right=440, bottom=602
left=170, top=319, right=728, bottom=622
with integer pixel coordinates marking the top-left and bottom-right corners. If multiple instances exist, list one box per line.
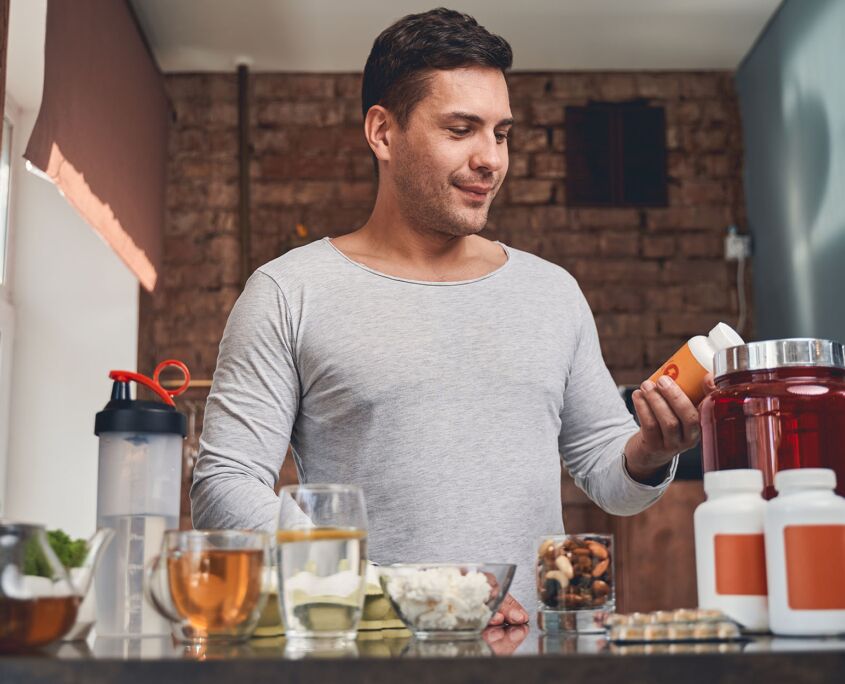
left=276, top=446, right=300, bottom=492
left=562, top=473, right=704, bottom=613
left=614, top=481, right=705, bottom=612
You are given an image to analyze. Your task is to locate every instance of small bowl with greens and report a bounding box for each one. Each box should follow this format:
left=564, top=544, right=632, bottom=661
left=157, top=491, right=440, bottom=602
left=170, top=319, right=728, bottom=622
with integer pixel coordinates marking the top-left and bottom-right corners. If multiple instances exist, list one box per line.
left=19, top=527, right=113, bottom=642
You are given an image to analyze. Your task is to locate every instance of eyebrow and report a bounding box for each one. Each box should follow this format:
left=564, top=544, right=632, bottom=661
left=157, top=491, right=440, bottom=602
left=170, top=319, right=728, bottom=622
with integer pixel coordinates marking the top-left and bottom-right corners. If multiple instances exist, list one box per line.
left=441, top=111, right=514, bottom=127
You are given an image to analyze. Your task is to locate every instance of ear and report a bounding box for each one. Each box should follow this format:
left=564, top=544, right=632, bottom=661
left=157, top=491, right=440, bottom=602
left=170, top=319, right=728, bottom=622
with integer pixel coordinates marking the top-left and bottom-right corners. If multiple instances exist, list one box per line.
left=364, top=105, right=393, bottom=164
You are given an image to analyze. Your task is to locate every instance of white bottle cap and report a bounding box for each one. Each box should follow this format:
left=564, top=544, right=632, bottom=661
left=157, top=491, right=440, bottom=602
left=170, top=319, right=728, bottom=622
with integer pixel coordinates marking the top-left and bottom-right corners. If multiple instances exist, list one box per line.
left=774, top=468, right=837, bottom=492
left=704, top=469, right=763, bottom=496
left=708, top=322, right=744, bottom=351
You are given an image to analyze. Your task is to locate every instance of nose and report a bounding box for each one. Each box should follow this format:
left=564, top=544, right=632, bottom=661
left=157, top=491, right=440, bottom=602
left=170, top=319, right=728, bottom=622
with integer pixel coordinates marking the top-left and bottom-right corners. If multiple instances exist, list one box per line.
left=469, top=131, right=506, bottom=174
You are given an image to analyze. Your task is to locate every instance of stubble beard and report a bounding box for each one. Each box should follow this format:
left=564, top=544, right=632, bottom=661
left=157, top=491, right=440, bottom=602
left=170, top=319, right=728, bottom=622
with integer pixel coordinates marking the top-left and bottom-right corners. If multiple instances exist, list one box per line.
left=392, top=154, right=497, bottom=239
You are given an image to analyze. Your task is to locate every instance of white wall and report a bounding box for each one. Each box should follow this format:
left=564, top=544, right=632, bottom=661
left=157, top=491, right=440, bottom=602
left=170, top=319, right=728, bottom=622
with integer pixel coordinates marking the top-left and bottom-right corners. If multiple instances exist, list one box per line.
left=3, top=0, right=140, bottom=537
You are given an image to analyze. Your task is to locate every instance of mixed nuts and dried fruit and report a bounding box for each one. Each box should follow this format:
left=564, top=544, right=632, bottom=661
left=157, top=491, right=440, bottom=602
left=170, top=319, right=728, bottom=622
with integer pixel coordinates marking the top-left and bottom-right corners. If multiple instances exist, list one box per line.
left=537, top=536, right=612, bottom=610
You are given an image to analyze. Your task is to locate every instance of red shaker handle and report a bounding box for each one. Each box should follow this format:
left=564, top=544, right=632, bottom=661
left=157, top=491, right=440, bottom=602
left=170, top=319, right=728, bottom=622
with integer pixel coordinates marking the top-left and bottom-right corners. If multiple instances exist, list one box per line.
left=109, top=359, right=191, bottom=407
left=153, top=359, right=191, bottom=397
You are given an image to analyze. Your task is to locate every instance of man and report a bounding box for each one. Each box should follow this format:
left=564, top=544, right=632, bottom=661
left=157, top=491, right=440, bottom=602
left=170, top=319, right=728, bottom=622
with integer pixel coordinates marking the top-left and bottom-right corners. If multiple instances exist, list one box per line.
left=192, top=8, right=704, bottom=625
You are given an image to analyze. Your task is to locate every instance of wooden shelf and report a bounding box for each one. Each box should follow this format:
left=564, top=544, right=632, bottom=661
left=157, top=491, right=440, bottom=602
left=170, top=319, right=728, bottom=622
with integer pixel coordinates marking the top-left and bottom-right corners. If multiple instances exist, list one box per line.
left=161, top=379, right=213, bottom=389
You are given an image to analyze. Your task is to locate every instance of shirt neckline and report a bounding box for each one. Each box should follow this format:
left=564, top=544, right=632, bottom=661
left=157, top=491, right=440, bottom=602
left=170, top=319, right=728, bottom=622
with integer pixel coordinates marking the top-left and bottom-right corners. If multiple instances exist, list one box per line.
left=322, top=236, right=512, bottom=287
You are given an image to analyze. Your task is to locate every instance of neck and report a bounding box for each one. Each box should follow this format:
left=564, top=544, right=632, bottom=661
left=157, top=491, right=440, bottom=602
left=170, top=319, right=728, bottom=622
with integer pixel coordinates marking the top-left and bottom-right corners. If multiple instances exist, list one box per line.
left=355, top=183, right=481, bottom=268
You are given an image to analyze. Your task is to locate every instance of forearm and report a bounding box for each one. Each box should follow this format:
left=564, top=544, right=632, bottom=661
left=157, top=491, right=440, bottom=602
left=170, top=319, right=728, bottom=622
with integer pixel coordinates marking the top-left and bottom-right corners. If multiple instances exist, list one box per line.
left=568, top=431, right=676, bottom=517
left=623, top=431, right=675, bottom=486
left=191, top=471, right=280, bottom=531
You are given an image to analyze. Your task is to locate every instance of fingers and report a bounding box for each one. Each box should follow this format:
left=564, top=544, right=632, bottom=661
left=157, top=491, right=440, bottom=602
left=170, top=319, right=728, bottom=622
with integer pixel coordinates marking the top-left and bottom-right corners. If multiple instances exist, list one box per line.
left=638, top=377, right=700, bottom=448
left=507, top=623, right=530, bottom=643
left=654, top=376, right=700, bottom=444
left=632, top=388, right=660, bottom=438
left=484, top=625, right=506, bottom=643
left=633, top=386, right=680, bottom=451
left=483, top=570, right=501, bottom=602
left=702, top=372, right=717, bottom=396
left=499, top=593, right=528, bottom=625
left=483, top=624, right=529, bottom=655
left=487, top=571, right=506, bottom=625
left=643, top=379, right=683, bottom=447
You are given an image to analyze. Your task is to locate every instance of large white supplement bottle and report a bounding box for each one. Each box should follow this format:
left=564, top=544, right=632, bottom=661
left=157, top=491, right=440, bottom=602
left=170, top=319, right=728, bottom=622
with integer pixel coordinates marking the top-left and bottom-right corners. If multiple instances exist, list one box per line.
left=764, top=468, right=845, bottom=636
left=694, top=469, right=768, bottom=631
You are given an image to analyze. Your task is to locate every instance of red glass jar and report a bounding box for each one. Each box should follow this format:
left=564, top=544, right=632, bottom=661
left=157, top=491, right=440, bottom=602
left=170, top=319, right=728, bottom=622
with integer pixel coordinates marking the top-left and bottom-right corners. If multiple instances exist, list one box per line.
left=700, top=339, right=845, bottom=499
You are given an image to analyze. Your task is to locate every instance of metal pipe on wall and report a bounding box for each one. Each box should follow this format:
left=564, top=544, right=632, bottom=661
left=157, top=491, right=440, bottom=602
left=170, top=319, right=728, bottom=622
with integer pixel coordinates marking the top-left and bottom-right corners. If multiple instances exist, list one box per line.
left=237, top=63, right=251, bottom=289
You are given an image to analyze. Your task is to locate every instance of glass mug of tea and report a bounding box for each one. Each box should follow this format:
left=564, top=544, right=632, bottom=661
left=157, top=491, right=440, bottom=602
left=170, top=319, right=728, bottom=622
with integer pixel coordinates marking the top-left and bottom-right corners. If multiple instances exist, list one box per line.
left=144, top=530, right=270, bottom=642
left=276, top=484, right=368, bottom=643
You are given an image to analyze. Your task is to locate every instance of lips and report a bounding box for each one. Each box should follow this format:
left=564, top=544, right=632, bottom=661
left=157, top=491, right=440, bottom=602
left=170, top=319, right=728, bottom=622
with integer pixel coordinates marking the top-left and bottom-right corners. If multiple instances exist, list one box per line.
left=455, top=183, right=494, bottom=198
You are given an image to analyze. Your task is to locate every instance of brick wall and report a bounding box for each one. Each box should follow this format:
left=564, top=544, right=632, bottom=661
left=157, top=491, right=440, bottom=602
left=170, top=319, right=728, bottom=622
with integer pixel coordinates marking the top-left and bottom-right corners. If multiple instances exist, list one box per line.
left=489, top=72, right=749, bottom=385
left=142, top=70, right=749, bottom=391
left=139, top=72, right=751, bottom=610
left=142, top=71, right=751, bottom=548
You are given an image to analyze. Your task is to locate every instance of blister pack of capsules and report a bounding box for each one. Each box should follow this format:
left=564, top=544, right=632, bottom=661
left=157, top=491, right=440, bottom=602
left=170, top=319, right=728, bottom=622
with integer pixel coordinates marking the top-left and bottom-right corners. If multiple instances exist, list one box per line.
left=605, top=608, right=742, bottom=643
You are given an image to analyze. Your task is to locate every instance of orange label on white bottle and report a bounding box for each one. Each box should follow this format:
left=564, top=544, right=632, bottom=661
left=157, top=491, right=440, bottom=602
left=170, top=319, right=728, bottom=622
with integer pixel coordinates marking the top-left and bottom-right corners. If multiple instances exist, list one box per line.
left=648, top=343, right=707, bottom=405
left=784, top=525, right=845, bottom=610
left=714, top=533, right=768, bottom=596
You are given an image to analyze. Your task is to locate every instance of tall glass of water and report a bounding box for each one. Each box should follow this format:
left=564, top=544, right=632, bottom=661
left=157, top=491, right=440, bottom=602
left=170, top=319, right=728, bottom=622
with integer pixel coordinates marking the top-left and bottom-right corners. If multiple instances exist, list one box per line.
left=276, top=484, right=368, bottom=644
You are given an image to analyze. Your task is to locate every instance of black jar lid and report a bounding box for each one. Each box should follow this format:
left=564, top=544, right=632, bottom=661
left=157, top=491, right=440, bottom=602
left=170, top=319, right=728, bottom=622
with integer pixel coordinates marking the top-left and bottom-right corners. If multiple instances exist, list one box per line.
left=715, top=338, right=845, bottom=377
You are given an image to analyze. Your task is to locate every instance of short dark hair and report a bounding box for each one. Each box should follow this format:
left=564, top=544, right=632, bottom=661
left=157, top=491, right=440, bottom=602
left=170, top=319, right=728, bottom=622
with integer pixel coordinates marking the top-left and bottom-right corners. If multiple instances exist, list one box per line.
left=361, top=7, right=513, bottom=172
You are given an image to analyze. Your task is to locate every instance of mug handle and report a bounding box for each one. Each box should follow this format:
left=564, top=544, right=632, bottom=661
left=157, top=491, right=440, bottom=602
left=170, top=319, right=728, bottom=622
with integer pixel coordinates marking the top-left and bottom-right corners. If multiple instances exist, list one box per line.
left=143, top=554, right=183, bottom=623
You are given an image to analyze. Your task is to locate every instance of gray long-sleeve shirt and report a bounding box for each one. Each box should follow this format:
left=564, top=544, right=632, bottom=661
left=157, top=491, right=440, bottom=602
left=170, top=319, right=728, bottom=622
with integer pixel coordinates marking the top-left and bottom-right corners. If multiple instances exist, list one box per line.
left=192, top=237, right=676, bottom=610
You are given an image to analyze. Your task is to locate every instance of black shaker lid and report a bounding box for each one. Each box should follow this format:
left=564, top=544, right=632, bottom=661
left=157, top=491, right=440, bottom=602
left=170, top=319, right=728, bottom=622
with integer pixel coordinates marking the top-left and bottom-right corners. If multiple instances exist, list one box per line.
left=95, top=378, right=187, bottom=436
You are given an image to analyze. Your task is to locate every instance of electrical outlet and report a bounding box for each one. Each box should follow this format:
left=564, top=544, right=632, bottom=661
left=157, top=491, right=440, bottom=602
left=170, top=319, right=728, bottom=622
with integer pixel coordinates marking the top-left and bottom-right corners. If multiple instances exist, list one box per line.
left=725, top=232, right=752, bottom=260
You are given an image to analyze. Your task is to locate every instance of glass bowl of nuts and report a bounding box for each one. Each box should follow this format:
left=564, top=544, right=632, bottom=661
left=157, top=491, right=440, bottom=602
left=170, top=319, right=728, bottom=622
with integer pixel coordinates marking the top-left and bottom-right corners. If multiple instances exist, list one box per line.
left=378, top=563, right=515, bottom=640
left=536, top=534, right=614, bottom=634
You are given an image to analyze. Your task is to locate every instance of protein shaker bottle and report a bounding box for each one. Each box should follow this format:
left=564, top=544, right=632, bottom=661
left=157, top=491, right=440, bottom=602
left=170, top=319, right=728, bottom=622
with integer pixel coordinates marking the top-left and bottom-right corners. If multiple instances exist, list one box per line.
left=93, top=360, right=189, bottom=637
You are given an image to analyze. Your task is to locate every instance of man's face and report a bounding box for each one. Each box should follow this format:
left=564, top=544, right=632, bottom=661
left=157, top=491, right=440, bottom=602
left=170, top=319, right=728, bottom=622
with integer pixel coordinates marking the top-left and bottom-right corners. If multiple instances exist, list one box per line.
left=389, top=67, right=512, bottom=238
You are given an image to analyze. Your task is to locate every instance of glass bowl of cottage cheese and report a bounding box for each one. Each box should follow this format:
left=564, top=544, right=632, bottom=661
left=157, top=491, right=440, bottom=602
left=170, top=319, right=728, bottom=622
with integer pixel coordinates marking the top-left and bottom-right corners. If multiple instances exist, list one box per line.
left=378, top=563, right=516, bottom=639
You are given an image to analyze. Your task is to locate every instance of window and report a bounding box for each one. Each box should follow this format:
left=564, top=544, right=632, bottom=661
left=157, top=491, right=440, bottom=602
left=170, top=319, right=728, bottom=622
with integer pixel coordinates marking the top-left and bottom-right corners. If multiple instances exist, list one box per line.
left=0, top=113, right=14, bottom=515
left=565, top=102, right=668, bottom=207
left=0, top=295, right=12, bottom=515
left=0, top=116, right=11, bottom=284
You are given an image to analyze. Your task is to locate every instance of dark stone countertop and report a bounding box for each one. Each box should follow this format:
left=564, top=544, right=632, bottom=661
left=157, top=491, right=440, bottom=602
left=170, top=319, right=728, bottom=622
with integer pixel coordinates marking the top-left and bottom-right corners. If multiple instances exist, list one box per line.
left=2, top=629, right=845, bottom=684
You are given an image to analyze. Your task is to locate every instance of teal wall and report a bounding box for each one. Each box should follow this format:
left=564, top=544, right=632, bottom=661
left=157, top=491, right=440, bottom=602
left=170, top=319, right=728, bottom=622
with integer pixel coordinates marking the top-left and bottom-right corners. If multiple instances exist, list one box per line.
left=736, top=0, right=845, bottom=342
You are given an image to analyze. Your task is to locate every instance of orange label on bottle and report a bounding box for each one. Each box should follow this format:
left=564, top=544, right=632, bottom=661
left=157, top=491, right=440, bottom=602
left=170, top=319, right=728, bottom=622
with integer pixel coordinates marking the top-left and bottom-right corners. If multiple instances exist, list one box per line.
left=714, top=533, right=768, bottom=596
left=648, top=343, right=707, bottom=405
left=784, top=525, right=845, bottom=610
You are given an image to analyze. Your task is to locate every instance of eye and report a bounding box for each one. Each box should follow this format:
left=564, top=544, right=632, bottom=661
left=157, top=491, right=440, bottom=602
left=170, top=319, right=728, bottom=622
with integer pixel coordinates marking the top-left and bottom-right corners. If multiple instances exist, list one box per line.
left=495, top=131, right=510, bottom=143
left=448, top=128, right=470, bottom=136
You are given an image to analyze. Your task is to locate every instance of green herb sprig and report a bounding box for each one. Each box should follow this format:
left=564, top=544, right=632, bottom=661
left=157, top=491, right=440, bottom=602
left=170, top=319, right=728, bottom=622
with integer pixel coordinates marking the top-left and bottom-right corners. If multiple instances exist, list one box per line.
left=23, top=529, right=88, bottom=577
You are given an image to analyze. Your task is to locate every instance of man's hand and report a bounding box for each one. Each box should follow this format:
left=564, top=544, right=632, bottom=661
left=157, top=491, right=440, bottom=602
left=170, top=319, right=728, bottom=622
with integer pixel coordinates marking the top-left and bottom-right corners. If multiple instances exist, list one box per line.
left=483, top=624, right=529, bottom=655
left=625, top=373, right=717, bottom=484
left=489, top=593, right=528, bottom=626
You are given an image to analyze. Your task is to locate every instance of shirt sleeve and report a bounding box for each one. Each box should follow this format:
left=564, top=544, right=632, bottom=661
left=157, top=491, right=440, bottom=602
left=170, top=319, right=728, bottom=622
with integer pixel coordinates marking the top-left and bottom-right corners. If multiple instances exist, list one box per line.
left=558, top=287, right=677, bottom=516
left=191, top=270, right=300, bottom=531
